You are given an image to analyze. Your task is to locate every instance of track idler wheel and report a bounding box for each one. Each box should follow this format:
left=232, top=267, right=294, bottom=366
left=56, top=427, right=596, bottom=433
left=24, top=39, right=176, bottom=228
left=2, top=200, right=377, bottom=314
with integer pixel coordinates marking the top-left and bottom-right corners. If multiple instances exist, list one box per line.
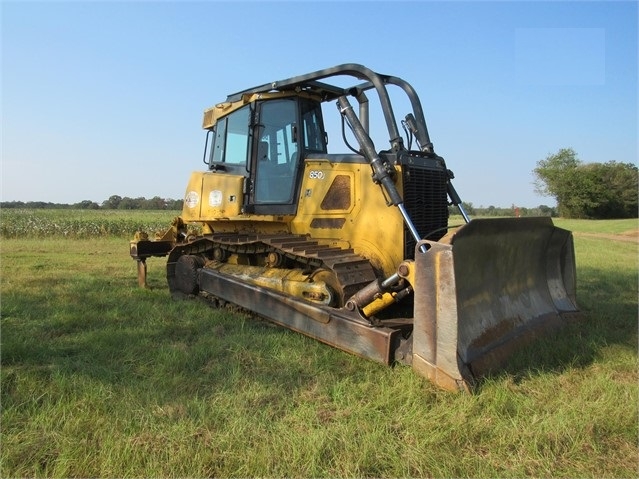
left=175, top=255, right=205, bottom=295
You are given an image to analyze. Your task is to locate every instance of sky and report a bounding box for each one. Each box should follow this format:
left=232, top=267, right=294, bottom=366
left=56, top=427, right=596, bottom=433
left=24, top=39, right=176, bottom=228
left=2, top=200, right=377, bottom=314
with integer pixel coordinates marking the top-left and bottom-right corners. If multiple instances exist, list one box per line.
left=2, top=0, right=637, bottom=208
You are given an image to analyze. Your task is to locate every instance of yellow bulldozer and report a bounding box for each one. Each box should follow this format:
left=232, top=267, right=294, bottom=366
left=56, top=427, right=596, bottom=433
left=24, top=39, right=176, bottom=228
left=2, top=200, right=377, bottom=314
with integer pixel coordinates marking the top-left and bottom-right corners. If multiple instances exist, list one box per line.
left=130, top=64, right=578, bottom=392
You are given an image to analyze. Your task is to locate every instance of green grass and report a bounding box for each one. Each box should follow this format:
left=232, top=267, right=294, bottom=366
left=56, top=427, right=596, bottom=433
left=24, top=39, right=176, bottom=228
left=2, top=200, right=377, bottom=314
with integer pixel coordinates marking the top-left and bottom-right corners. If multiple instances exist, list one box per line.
left=554, top=217, right=638, bottom=235
left=448, top=214, right=638, bottom=236
left=1, top=220, right=637, bottom=477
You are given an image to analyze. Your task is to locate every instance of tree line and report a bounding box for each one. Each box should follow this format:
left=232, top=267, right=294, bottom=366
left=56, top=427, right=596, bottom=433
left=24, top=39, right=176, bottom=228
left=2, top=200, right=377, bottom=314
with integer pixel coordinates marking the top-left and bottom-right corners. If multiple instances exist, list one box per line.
left=448, top=203, right=557, bottom=218
left=1, top=194, right=555, bottom=218
left=0, top=195, right=183, bottom=210
left=2, top=149, right=635, bottom=220
left=534, top=148, right=637, bottom=219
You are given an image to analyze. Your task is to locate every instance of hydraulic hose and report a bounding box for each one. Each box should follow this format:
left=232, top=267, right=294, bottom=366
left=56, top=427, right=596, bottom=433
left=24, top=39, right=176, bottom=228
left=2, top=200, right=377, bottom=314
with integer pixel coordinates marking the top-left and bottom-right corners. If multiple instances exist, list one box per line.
left=337, top=96, right=403, bottom=206
left=337, top=95, right=426, bottom=250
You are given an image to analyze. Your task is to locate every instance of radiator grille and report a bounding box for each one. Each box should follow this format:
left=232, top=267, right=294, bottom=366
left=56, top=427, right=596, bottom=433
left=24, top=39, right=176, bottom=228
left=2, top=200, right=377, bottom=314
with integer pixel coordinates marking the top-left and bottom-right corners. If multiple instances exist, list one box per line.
left=402, top=165, right=449, bottom=259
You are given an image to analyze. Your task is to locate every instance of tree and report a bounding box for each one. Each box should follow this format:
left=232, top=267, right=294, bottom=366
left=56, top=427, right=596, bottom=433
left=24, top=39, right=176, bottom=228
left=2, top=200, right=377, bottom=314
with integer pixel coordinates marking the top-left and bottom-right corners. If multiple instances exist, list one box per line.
left=142, top=196, right=168, bottom=210
left=533, top=148, right=581, bottom=217
left=166, top=198, right=183, bottom=210
left=533, top=148, right=638, bottom=219
left=448, top=201, right=475, bottom=217
left=103, top=195, right=122, bottom=209
left=537, top=204, right=555, bottom=216
left=74, top=200, right=100, bottom=209
left=117, top=197, right=139, bottom=210
left=588, top=161, right=638, bottom=218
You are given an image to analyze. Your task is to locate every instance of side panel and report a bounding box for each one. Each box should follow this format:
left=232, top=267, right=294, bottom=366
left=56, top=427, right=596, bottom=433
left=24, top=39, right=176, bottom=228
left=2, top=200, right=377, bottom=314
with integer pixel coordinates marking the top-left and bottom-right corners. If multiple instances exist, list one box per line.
left=292, top=158, right=406, bottom=276
left=181, top=171, right=244, bottom=221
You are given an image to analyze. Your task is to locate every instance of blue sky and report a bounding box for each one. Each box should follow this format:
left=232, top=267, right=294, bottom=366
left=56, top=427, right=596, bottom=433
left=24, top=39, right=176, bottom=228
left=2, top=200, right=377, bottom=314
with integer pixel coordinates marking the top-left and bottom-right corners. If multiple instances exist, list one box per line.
left=2, top=1, right=637, bottom=207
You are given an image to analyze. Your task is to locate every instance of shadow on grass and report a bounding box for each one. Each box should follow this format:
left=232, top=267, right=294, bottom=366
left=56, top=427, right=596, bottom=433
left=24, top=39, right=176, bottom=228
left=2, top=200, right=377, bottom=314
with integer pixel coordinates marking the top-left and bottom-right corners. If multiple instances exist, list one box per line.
left=1, top=271, right=362, bottom=408
left=481, top=264, right=638, bottom=387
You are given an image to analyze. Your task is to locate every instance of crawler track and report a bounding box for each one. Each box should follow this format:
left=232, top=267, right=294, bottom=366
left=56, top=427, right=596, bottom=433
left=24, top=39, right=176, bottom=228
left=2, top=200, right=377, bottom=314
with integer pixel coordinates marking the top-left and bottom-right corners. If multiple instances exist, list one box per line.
left=166, top=233, right=378, bottom=305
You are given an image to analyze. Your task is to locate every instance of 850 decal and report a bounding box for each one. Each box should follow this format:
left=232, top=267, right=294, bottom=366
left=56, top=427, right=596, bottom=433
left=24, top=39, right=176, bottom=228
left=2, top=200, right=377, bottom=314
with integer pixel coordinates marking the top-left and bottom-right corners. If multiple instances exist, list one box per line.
left=308, top=170, right=325, bottom=179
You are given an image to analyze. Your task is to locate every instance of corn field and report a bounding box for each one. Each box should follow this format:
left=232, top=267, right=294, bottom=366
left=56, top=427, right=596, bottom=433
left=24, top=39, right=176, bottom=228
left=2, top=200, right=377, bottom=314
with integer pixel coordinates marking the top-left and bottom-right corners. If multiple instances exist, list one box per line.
left=0, top=209, right=180, bottom=239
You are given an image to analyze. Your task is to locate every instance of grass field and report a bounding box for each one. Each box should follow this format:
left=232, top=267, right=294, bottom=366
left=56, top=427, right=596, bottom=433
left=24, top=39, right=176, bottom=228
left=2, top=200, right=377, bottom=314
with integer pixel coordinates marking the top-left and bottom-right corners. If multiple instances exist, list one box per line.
left=1, top=212, right=637, bottom=477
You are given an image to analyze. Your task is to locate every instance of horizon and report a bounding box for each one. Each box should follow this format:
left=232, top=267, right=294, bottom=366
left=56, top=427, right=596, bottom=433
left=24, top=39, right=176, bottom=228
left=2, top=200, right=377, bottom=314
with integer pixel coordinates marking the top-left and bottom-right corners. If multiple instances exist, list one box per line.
left=2, top=1, right=637, bottom=208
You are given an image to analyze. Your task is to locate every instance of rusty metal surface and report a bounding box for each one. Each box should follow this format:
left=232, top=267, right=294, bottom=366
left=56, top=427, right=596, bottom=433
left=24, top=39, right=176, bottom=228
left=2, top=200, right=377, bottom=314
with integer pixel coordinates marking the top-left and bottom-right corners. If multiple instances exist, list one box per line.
left=166, top=233, right=377, bottom=305
left=129, top=239, right=174, bottom=260
left=130, top=239, right=175, bottom=288
left=197, top=267, right=401, bottom=365
left=412, top=217, right=579, bottom=391
left=136, top=259, right=147, bottom=288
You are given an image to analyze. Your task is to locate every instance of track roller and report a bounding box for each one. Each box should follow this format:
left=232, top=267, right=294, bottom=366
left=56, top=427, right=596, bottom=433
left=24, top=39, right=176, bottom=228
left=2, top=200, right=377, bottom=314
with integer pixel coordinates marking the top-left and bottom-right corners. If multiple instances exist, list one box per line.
left=175, top=255, right=206, bottom=295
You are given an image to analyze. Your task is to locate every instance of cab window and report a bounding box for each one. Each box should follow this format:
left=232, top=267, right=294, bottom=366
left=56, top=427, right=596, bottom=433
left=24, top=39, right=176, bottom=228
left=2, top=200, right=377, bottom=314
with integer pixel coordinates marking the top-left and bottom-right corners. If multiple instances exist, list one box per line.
left=210, top=105, right=251, bottom=165
left=301, top=100, right=326, bottom=153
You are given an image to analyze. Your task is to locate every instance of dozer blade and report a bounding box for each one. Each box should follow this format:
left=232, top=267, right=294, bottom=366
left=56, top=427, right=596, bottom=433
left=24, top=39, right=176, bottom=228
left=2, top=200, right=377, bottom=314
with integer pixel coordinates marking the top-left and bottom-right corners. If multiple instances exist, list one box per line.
left=412, top=217, right=578, bottom=392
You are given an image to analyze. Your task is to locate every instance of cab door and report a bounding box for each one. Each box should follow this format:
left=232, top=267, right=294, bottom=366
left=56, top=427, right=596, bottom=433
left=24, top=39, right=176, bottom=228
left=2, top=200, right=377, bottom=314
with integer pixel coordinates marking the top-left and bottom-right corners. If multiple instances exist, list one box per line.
left=251, top=99, right=300, bottom=212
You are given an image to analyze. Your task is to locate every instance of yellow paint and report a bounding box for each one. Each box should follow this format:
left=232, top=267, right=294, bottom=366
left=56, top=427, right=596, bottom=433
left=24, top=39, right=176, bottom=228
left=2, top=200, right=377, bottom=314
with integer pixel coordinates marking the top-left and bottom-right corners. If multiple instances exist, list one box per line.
left=180, top=157, right=407, bottom=278
left=181, top=171, right=244, bottom=221
left=292, top=159, right=405, bottom=277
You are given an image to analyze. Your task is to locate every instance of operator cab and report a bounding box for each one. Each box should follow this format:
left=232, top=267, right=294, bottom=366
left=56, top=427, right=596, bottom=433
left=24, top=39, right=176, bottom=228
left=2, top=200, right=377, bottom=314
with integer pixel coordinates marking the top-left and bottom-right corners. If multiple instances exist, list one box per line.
left=203, top=96, right=327, bottom=215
